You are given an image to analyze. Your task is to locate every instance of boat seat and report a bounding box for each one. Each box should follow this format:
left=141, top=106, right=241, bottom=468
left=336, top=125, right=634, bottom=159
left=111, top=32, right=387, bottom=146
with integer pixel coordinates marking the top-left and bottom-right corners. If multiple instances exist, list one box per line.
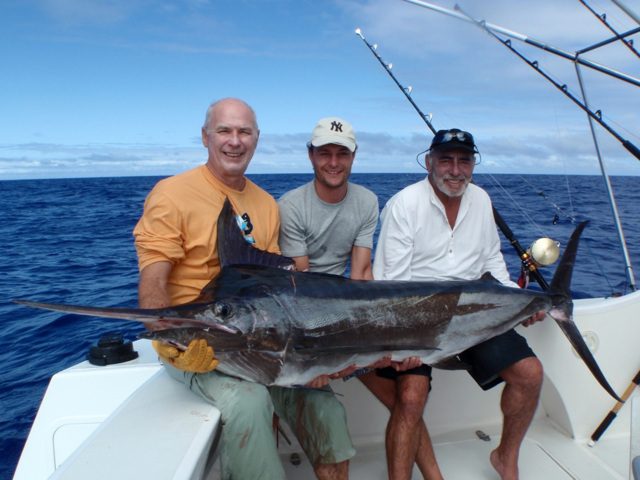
left=49, top=368, right=222, bottom=480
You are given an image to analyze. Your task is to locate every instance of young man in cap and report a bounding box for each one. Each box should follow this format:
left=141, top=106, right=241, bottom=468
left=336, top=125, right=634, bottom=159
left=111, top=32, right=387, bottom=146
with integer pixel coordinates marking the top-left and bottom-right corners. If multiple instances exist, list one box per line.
left=279, top=116, right=428, bottom=476
left=276, top=116, right=379, bottom=477
left=279, top=117, right=378, bottom=281
left=369, top=129, right=545, bottom=480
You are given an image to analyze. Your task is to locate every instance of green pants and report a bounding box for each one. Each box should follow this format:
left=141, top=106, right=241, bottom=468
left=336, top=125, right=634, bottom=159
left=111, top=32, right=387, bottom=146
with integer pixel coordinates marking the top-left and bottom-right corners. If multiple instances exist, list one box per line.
left=166, top=365, right=355, bottom=479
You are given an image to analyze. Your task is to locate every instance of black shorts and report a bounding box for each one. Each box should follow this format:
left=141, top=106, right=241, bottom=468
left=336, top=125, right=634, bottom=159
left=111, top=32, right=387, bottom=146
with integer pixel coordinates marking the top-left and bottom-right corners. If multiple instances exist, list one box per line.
left=458, top=329, right=536, bottom=390
left=376, top=364, right=432, bottom=380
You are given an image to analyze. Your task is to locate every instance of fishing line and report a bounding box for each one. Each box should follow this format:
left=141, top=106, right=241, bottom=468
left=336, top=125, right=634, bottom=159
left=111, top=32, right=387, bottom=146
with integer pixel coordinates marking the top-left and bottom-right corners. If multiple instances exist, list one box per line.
left=514, top=175, right=621, bottom=294
left=603, top=115, right=640, bottom=144
left=484, top=174, right=546, bottom=237
left=562, top=174, right=577, bottom=225
left=516, top=176, right=578, bottom=224
left=487, top=161, right=621, bottom=294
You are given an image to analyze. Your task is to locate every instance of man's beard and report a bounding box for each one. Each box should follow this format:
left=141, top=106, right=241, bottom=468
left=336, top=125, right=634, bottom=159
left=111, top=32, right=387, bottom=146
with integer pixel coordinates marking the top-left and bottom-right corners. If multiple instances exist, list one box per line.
left=433, top=174, right=471, bottom=198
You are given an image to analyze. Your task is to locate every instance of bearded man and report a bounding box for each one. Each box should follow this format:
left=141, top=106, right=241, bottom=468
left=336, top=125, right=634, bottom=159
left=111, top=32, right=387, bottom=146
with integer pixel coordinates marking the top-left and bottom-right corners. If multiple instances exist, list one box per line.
left=368, top=129, right=545, bottom=480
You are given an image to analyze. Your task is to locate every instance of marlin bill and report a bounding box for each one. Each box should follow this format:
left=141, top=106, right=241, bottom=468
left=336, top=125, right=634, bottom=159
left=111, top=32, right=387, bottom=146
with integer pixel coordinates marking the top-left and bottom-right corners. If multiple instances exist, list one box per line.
left=15, top=200, right=621, bottom=401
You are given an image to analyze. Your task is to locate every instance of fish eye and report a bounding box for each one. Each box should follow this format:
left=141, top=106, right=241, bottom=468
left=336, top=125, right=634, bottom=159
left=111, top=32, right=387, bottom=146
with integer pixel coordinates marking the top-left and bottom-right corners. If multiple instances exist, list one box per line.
left=214, top=302, right=231, bottom=318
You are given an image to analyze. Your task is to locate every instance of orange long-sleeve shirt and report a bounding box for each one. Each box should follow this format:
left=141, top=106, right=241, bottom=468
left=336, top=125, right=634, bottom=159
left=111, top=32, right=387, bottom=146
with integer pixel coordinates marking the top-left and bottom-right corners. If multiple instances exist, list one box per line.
left=133, top=165, right=280, bottom=305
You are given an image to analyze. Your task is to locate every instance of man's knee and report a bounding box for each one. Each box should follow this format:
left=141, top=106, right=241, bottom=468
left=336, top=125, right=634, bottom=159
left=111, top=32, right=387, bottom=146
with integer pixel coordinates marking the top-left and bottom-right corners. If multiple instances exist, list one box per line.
left=314, top=459, right=349, bottom=479
left=194, top=377, right=275, bottom=435
left=273, top=389, right=355, bottom=467
left=224, top=382, right=274, bottom=422
left=360, top=372, right=397, bottom=410
left=502, top=356, right=543, bottom=391
left=396, top=376, right=429, bottom=417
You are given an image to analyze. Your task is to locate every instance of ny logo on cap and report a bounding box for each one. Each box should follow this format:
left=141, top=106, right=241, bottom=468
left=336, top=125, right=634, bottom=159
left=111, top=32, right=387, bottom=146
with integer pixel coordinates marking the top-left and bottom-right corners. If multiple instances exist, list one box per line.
left=330, top=121, right=343, bottom=132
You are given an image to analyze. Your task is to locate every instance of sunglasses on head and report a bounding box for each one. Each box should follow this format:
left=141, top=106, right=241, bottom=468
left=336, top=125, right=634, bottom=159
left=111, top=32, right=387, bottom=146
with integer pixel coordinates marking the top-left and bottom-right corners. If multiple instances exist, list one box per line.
left=431, top=129, right=476, bottom=149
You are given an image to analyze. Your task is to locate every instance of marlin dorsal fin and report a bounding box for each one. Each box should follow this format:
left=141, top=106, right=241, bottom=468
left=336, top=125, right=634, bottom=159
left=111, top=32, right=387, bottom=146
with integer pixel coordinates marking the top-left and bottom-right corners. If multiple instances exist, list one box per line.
left=216, top=198, right=295, bottom=270
left=550, top=221, right=588, bottom=295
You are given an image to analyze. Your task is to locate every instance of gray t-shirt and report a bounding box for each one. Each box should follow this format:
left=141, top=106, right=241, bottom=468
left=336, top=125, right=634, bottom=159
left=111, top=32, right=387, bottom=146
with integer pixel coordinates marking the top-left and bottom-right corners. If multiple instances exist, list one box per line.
left=278, top=181, right=379, bottom=275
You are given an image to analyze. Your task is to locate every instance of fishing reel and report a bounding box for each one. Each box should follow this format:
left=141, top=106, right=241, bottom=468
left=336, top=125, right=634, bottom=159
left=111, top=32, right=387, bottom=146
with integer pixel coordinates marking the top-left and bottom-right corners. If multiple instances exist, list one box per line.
left=528, top=237, right=561, bottom=266
left=517, top=237, right=560, bottom=289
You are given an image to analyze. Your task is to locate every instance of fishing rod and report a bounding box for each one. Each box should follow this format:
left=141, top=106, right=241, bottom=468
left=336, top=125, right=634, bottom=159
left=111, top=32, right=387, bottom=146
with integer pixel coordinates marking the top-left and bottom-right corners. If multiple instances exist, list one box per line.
left=589, top=368, right=640, bottom=445
left=354, top=29, right=436, bottom=135
left=451, top=4, right=640, bottom=164
left=354, top=28, right=552, bottom=291
left=578, top=0, right=640, bottom=59
left=400, top=0, right=640, bottom=88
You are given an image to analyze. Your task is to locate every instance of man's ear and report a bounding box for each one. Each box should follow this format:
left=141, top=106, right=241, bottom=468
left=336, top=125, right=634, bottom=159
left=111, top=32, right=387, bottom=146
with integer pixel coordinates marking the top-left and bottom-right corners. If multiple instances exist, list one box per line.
left=425, top=153, right=432, bottom=172
left=201, top=128, right=208, bottom=148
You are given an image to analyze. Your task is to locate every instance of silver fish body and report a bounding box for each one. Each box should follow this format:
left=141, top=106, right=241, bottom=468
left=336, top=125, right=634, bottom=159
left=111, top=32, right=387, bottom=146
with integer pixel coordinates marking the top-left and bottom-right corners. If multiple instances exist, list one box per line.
left=142, top=267, right=556, bottom=386
left=15, top=200, right=620, bottom=400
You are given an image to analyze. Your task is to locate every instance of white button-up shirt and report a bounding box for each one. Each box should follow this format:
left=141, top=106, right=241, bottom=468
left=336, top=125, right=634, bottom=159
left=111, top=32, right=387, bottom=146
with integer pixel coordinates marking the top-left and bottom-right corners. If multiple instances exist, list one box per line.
left=373, top=178, right=516, bottom=287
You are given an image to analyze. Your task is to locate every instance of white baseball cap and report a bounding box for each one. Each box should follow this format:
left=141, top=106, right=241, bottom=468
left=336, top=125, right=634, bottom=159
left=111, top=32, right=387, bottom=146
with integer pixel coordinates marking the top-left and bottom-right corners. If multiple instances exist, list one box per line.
left=309, top=117, right=356, bottom=152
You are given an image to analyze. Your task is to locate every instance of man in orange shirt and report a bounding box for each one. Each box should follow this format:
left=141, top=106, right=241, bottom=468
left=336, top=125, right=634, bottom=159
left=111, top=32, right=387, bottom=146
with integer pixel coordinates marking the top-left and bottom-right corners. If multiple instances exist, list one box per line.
left=134, top=98, right=354, bottom=479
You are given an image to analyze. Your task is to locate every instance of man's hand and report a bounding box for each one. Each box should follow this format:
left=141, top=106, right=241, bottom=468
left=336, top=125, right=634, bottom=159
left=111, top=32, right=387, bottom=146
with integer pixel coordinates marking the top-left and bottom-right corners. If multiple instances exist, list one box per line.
left=153, top=339, right=219, bottom=373
left=521, top=310, right=546, bottom=327
left=390, top=356, right=423, bottom=372
left=305, top=364, right=358, bottom=388
left=304, top=355, right=424, bottom=388
left=369, top=356, right=393, bottom=369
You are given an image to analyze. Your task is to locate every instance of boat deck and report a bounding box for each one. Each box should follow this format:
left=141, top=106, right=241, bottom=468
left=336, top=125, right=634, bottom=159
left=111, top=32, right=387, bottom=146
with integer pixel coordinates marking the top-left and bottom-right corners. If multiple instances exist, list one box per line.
left=281, top=417, right=630, bottom=479
left=15, top=318, right=639, bottom=480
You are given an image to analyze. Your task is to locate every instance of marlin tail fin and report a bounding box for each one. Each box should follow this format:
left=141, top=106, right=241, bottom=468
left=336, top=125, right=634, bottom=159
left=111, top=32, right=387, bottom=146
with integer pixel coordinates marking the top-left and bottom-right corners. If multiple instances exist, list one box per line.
left=547, top=221, right=621, bottom=402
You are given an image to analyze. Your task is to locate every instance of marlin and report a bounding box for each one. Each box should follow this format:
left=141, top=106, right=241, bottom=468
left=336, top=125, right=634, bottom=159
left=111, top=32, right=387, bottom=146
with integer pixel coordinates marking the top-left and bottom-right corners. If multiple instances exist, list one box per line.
left=16, top=200, right=620, bottom=400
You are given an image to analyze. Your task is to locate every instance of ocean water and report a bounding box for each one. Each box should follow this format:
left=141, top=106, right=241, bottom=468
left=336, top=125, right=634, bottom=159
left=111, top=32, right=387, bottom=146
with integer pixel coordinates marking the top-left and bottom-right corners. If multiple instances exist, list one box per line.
left=1, top=172, right=639, bottom=478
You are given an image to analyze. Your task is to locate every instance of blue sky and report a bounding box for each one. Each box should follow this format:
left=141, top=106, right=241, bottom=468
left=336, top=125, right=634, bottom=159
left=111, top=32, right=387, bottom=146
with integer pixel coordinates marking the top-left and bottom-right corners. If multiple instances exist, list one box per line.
left=2, top=0, right=639, bottom=180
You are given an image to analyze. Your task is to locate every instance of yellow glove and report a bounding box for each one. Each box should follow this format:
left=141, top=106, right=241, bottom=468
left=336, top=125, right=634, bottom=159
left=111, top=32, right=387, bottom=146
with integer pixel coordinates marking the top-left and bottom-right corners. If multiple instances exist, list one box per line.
left=152, top=339, right=219, bottom=373
left=152, top=340, right=180, bottom=361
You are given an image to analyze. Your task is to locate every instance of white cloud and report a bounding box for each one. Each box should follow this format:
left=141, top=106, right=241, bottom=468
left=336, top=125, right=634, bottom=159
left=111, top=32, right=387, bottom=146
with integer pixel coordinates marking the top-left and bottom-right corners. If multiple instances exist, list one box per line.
left=3, top=0, right=638, bottom=179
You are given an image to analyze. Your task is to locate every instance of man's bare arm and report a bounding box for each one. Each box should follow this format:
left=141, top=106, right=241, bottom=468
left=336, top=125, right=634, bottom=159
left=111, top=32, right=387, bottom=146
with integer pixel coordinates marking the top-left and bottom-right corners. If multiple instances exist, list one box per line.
left=138, top=261, right=172, bottom=309
left=350, top=246, right=373, bottom=280
left=291, top=255, right=310, bottom=272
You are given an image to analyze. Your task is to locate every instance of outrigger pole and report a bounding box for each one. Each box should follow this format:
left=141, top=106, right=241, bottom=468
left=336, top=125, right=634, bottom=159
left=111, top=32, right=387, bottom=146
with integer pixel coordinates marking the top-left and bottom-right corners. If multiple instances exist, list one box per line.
left=395, top=0, right=638, bottom=292
left=354, top=28, right=551, bottom=291
left=449, top=4, right=640, bottom=164
left=400, top=0, right=640, bottom=88
left=578, top=0, right=640, bottom=59
left=448, top=4, right=637, bottom=292
left=574, top=63, right=637, bottom=291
